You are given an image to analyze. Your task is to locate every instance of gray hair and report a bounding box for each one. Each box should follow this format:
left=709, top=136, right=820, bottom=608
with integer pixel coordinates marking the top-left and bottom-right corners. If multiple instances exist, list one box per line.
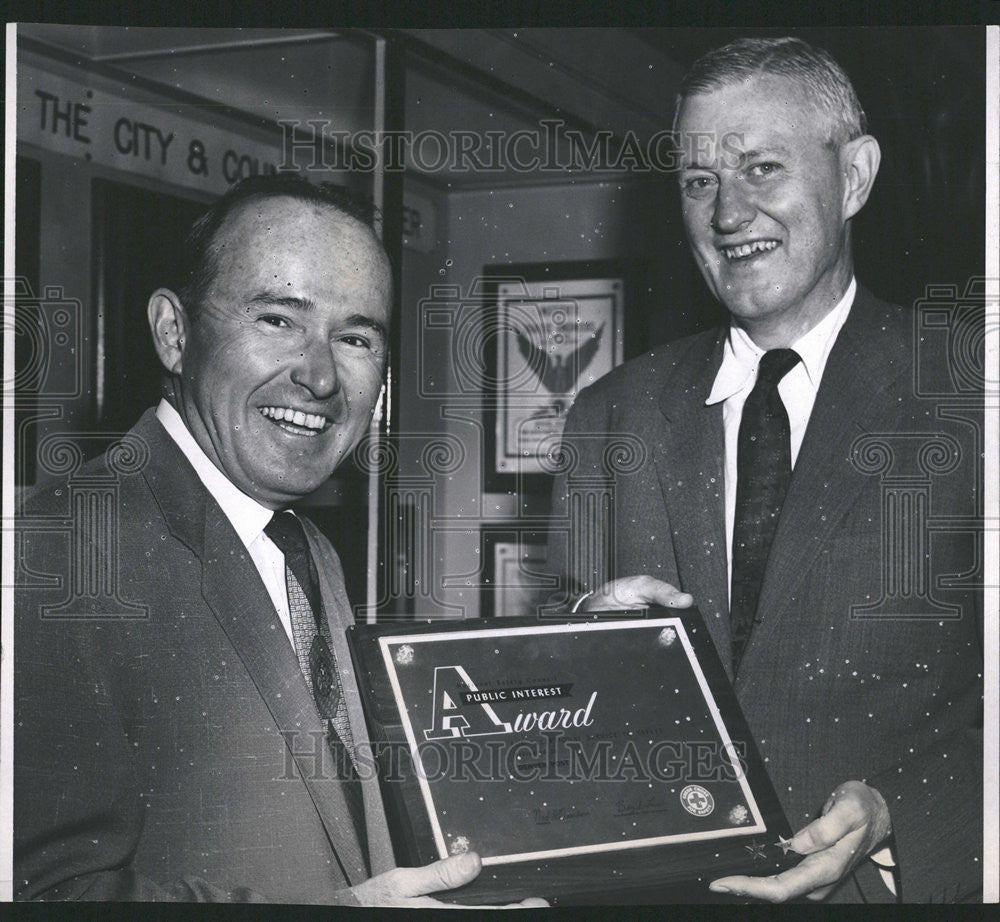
left=676, top=36, right=868, bottom=146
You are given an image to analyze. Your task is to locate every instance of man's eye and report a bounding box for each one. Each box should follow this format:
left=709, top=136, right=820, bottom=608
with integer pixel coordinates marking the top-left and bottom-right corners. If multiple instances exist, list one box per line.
left=339, top=334, right=376, bottom=350
left=747, top=162, right=780, bottom=179
left=259, top=315, right=291, bottom=328
left=681, top=175, right=716, bottom=196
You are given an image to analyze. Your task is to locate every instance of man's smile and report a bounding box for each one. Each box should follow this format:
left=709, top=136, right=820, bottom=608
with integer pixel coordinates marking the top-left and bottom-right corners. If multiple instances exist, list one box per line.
left=719, top=239, right=781, bottom=262
left=258, top=405, right=332, bottom=436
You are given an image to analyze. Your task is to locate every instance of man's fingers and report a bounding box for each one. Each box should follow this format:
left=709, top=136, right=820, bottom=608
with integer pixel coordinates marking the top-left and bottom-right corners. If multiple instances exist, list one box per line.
left=358, top=852, right=482, bottom=903
left=712, top=781, right=894, bottom=902
left=585, top=575, right=694, bottom=611
left=400, top=852, right=482, bottom=897
left=787, top=791, right=865, bottom=855
left=710, top=872, right=795, bottom=903
left=398, top=896, right=457, bottom=908
left=352, top=854, right=550, bottom=907
left=396, top=896, right=550, bottom=909
left=805, top=883, right=836, bottom=901
left=787, top=816, right=848, bottom=856
left=710, top=837, right=858, bottom=902
left=639, top=577, right=695, bottom=609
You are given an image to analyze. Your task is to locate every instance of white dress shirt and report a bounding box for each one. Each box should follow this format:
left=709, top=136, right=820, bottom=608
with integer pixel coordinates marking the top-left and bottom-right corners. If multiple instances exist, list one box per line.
left=704, top=280, right=897, bottom=893
left=706, top=277, right=857, bottom=589
left=156, top=399, right=295, bottom=644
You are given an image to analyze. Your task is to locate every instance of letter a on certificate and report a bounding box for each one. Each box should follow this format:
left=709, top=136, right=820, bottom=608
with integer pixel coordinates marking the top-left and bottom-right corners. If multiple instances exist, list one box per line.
left=423, top=666, right=513, bottom=740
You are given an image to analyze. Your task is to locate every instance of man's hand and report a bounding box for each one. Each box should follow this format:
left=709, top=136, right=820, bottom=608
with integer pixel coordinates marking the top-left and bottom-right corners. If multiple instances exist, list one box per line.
left=709, top=780, right=892, bottom=902
left=350, top=851, right=548, bottom=908
left=579, top=575, right=694, bottom=612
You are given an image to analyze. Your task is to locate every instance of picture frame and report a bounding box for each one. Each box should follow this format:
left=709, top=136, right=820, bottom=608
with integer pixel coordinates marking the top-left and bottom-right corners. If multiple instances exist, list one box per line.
left=480, top=528, right=554, bottom=618
left=481, top=260, right=630, bottom=495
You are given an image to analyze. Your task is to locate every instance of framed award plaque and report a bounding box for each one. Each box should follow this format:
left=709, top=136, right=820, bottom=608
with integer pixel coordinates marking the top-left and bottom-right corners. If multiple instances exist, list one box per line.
left=348, top=608, right=795, bottom=904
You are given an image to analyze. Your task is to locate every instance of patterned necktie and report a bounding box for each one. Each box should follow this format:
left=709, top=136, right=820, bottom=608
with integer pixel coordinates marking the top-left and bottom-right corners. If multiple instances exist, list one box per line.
left=730, top=349, right=801, bottom=672
left=264, top=511, right=367, bottom=857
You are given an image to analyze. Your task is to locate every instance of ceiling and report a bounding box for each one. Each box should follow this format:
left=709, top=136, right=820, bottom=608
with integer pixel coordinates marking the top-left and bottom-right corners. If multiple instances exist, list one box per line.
left=17, top=24, right=692, bottom=188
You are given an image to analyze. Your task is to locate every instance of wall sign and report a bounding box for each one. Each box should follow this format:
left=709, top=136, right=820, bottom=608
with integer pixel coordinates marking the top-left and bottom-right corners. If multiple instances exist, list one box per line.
left=17, top=59, right=433, bottom=250
left=18, top=62, right=287, bottom=195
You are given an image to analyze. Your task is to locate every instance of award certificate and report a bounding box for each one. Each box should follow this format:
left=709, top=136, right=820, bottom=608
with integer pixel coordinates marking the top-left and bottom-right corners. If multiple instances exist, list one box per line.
left=348, top=609, right=794, bottom=903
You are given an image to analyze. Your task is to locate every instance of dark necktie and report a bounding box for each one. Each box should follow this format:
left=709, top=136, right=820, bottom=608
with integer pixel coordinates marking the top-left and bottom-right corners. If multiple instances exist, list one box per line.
left=730, top=349, right=801, bottom=672
left=264, top=511, right=367, bottom=856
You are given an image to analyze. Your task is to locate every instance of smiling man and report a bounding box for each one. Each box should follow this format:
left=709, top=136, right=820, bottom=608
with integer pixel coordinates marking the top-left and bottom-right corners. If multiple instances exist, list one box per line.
left=14, top=175, right=540, bottom=907
left=549, top=38, right=982, bottom=903
left=676, top=70, right=873, bottom=348
left=147, top=190, right=390, bottom=508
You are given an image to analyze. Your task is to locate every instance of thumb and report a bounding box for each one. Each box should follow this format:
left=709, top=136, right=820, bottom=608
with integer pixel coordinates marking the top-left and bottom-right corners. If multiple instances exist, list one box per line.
left=787, top=798, right=859, bottom=855
left=398, top=852, right=482, bottom=897
left=645, top=583, right=695, bottom=609
left=591, top=576, right=693, bottom=610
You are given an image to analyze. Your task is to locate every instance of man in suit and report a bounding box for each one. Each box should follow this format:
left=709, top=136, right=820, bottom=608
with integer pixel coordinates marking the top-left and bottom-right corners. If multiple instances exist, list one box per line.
left=549, top=37, right=982, bottom=902
left=14, top=174, right=541, bottom=905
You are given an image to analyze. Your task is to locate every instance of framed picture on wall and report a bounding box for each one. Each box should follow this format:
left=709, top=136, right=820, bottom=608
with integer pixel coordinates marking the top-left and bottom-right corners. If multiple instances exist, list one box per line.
left=480, top=529, right=556, bottom=618
left=482, top=260, right=630, bottom=494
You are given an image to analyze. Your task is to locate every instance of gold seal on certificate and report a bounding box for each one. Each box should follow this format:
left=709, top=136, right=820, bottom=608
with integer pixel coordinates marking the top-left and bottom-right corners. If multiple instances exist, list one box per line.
left=348, top=607, right=794, bottom=904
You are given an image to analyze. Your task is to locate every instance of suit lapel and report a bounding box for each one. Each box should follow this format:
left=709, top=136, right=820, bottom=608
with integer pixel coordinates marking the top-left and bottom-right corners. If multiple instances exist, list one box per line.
left=742, top=289, right=911, bottom=663
left=303, top=518, right=396, bottom=876
left=654, top=331, right=733, bottom=674
left=136, top=411, right=370, bottom=886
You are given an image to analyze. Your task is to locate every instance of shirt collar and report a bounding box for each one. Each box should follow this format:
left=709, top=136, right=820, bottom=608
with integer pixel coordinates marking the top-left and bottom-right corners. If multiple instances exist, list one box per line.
left=706, top=278, right=856, bottom=405
left=155, top=399, right=274, bottom=549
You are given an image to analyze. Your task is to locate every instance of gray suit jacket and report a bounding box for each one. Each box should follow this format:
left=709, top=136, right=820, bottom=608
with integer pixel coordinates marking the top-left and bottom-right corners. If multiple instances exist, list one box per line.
left=14, top=409, right=393, bottom=901
left=549, top=287, right=983, bottom=902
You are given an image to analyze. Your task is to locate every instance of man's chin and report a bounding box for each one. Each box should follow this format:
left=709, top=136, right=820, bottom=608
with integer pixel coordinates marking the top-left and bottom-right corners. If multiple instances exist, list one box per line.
left=718, top=291, right=790, bottom=324
left=238, top=436, right=355, bottom=505
left=245, top=481, right=327, bottom=509
left=237, top=460, right=339, bottom=507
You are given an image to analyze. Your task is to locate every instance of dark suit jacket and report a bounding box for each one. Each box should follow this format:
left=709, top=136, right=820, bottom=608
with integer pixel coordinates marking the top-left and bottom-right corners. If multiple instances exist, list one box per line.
left=14, top=410, right=394, bottom=901
left=549, top=287, right=983, bottom=902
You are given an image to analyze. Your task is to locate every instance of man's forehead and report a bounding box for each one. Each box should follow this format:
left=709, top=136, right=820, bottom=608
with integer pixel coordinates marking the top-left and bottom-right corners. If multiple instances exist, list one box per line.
left=203, top=195, right=391, bottom=310
left=211, top=196, right=389, bottom=276
left=218, top=194, right=360, bottom=238
left=677, top=74, right=817, bottom=129
left=675, top=77, right=829, bottom=167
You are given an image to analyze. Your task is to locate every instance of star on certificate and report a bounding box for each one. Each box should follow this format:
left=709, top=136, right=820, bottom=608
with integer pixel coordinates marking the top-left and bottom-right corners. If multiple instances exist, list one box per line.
left=743, top=839, right=768, bottom=860
left=775, top=835, right=794, bottom=855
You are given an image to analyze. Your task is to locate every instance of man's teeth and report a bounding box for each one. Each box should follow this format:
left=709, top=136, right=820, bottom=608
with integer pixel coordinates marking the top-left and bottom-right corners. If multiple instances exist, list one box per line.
left=258, top=406, right=329, bottom=431
left=723, top=240, right=779, bottom=260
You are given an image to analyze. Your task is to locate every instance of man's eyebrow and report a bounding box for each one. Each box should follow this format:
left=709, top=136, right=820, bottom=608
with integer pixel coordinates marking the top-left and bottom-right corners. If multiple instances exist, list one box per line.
left=736, top=147, right=792, bottom=165
left=345, top=313, right=388, bottom=339
left=247, top=293, right=316, bottom=310
left=680, top=146, right=793, bottom=171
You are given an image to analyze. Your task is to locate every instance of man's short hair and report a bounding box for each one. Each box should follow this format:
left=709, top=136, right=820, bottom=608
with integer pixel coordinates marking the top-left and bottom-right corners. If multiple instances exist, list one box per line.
left=677, top=36, right=868, bottom=147
left=175, top=172, right=382, bottom=319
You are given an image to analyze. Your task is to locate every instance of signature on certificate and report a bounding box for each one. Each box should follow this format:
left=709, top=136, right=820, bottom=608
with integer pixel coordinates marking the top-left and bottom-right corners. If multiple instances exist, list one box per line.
left=615, top=792, right=671, bottom=817
left=532, top=804, right=592, bottom=825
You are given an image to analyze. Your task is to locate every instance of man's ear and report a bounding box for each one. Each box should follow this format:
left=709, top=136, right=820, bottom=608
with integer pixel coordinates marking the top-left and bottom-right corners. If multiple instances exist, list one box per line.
left=840, top=134, right=881, bottom=221
left=147, top=288, right=190, bottom=376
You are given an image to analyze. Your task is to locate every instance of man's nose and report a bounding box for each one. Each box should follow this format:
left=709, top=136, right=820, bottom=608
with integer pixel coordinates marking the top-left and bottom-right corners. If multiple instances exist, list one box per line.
left=290, top=337, right=340, bottom=399
left=711, top=178, right=755, bottom=234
